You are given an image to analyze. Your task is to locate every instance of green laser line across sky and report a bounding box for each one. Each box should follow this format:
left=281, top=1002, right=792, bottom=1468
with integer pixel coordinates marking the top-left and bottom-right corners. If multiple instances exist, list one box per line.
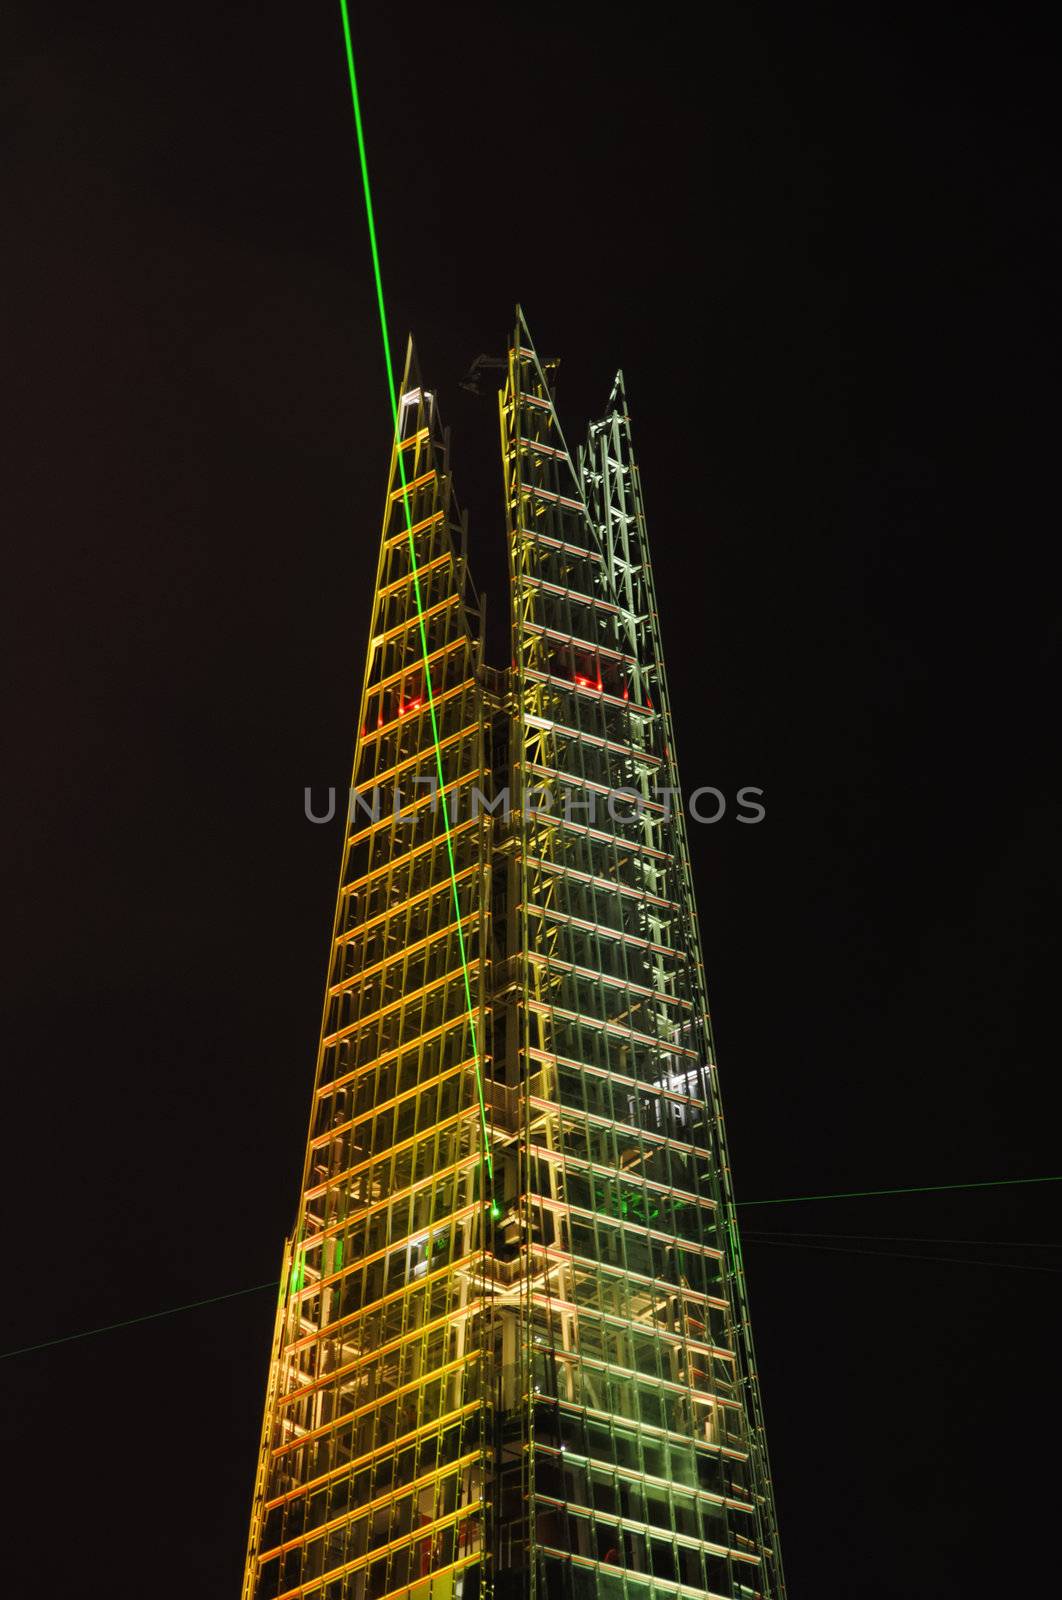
left=2, top=1172, right=1057, bottom=1361
left=0, top=1280, right=280, bottom=1362
left=742, top=1235, right=1062, bottom=1275
left=740, top=1228, right=1062, bottom=1249
left=337, top=0, right=492, bottom=1190
left=735, top=1173, right=1062, bottom=1208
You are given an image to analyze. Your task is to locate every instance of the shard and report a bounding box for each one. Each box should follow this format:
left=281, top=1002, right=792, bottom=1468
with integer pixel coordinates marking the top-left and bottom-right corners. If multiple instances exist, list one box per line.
left=242, top=312, right=784, bottom=1600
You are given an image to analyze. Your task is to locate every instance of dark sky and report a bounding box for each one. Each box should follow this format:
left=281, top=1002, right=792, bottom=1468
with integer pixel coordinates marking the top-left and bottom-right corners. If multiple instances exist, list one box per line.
left=2, top=3, right=1057, bottom=1594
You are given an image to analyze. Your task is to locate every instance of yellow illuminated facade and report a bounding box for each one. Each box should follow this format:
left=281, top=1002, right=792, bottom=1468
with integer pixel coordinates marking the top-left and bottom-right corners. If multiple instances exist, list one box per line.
left=242, top=314, right=784, bottom=1600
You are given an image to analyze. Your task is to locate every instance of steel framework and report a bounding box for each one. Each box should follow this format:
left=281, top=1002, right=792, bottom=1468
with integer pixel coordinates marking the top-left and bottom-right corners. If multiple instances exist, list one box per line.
left=242, top=315, right=783, bottom=1600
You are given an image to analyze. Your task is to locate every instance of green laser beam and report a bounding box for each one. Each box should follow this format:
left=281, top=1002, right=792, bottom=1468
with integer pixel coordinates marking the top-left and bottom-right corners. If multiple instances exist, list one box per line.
left=737, top=1174, right=1062, bottom=1208
left=338, top=0, right=492, bottom=1190
left=742, top=1235, right=1062, bottom=1276
left=0, top=1279, right=280, bottom=1362
left=740, top=1229, right=1062, bottom=1249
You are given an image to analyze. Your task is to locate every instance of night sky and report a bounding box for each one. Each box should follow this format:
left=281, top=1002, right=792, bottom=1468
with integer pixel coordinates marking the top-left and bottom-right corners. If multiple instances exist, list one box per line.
left=3, top=3, right=1057, bottom=1594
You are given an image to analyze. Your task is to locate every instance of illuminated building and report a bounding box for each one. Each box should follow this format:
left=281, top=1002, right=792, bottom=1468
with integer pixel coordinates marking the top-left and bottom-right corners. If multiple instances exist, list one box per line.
left=242, top=311, right=785, bottom=1600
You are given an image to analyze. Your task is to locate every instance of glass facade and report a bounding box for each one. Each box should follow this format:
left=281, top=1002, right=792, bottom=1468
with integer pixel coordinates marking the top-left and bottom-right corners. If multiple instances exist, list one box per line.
left=242, top=319, right=784, bottom=1600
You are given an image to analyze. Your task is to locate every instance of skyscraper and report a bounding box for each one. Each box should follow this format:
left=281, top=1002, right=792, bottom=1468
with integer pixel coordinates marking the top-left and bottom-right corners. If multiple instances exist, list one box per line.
left=242, top=312, right=784, bottom=1600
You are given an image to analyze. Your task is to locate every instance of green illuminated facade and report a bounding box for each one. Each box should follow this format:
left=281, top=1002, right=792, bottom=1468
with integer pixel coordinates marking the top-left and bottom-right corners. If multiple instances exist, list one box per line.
left=242, top=313, right=784, bottom=1600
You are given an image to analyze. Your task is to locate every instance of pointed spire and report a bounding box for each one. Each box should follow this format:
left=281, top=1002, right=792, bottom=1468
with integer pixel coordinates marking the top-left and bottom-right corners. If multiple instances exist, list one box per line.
left=395, top=334, right=426, bottom=440
left=511, top=305, right=562, bottom=408
left=394, top=333, right=447, bottom=451
left=512, top=304, right=539, bottom=373
left=514, top=302, right=533, bottom=349
left=507, top=305, right=583, bottom=494
left=607, top=368, right=626, bottom=416
left=399, top=333, right=421, bottom=399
